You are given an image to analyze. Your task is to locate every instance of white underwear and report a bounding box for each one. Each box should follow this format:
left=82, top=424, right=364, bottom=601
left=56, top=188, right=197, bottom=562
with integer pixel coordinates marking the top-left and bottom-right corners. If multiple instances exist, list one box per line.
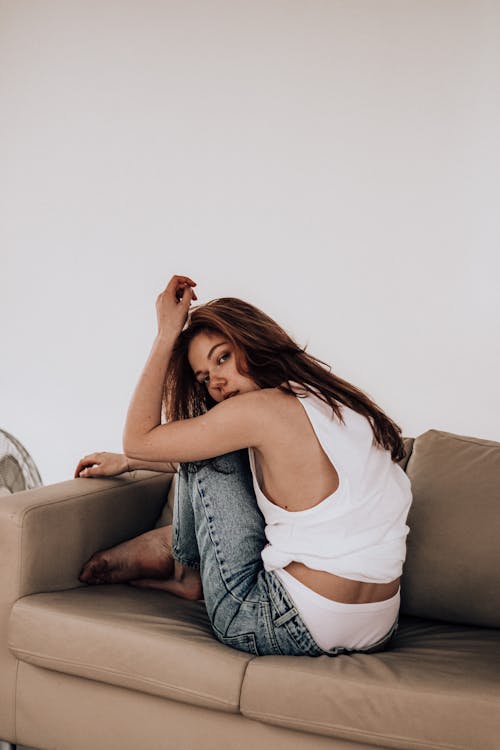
left=275, top=568, right=400, bottom=651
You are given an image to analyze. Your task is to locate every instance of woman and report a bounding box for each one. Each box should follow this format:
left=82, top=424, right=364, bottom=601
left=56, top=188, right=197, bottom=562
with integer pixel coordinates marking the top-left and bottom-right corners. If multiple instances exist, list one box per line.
left=75, top=274, right=412, bottom=657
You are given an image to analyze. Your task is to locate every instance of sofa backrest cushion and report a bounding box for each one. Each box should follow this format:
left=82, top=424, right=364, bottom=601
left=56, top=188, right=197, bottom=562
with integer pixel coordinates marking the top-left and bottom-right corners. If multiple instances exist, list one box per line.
left=399, top=437, right=414, bottom=471
left=401, top=429, right=500, bottom=627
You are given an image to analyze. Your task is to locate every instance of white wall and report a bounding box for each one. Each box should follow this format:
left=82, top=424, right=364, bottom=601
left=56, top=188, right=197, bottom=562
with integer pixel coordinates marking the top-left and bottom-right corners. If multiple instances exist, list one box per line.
left=1, top=0, right=499, bottom=486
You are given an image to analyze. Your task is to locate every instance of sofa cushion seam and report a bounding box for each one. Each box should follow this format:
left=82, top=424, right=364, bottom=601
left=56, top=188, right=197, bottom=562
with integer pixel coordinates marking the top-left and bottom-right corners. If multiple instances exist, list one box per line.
left=243, top=664, right=500, bottom=702
left=14, top=654, right=19, bottom=743
left=10, top=647, right=239, bottom=709
left=238, top=654, right=257, bottom=709
left=241, top=708, right=468, bottom=750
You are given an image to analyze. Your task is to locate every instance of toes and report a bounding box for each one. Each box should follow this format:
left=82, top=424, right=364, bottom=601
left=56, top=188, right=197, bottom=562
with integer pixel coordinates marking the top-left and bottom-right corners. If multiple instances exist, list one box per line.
left=79, top=562, right=93, bottom=582
left=79, top=557, right=110, bottom=584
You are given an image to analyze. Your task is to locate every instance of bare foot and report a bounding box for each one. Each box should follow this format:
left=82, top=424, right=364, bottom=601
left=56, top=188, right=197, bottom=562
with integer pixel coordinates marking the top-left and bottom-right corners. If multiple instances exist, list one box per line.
left=80, top=526, right=174, bottom=585
left=131, top=561, right=203, bottom=601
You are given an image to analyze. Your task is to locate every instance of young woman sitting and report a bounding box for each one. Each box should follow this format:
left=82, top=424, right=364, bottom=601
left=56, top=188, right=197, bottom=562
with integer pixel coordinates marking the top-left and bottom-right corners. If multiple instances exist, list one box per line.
left=75, top=275, right=412, bottom=657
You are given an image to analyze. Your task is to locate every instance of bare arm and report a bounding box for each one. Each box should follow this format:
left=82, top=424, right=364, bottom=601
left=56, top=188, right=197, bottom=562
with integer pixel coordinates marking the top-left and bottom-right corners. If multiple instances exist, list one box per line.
left=127, top=457, right=177, bottom=473
left=124, top=391, right=266, bottom=464
left=122, top=275, right=197, bottom=456
left=74, top=452, right=177, bottom=478
left=121, top=274, right=267, bottom=464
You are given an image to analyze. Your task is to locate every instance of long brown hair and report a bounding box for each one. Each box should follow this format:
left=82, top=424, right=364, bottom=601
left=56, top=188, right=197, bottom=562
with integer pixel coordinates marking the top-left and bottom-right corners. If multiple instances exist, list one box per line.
left=163, top=298, right=405, bottom=462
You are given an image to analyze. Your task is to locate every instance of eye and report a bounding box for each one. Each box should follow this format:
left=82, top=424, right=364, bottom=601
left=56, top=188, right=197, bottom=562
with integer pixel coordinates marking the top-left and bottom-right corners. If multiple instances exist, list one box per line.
left=218, top=352, right=230, bottom=365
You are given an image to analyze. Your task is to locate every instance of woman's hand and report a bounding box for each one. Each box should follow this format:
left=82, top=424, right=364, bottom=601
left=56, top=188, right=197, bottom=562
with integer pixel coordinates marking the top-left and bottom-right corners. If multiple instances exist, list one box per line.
left=74, top=452, right=130, bottom=479
left=156, top=275, right=197, bottom=339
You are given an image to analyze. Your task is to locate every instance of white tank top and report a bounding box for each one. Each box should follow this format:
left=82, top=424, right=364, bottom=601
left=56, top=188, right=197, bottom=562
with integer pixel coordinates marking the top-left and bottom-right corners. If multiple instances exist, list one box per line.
left=248, top=387, right=412, bottom=584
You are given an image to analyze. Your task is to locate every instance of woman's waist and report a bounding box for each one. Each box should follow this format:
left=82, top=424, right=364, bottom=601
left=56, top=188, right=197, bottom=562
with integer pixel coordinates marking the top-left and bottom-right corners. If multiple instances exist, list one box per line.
left=283, top=561, right=401, bottom=605
left=261, top=535, right=407, bottom=588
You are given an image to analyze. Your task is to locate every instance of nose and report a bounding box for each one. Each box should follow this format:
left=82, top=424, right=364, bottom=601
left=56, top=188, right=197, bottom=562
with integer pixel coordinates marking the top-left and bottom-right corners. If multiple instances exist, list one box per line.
left=209, top=370, right=226, bottom=390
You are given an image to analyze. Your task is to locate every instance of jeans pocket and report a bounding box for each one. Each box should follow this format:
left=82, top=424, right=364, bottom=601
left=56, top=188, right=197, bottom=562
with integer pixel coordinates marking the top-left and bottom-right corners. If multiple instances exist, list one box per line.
left=217, top=632, right=260, bottom=656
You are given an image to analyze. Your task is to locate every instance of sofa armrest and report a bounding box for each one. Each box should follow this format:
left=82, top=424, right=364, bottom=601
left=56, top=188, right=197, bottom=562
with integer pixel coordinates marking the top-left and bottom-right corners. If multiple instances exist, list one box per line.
left=0, top=470, right=172, bottom=742
left=0, top=470, right=172, bottom=599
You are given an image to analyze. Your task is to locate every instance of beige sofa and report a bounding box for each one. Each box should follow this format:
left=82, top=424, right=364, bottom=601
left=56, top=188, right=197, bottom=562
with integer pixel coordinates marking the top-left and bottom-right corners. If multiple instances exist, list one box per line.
left=1, top=429, right=499, bottom=750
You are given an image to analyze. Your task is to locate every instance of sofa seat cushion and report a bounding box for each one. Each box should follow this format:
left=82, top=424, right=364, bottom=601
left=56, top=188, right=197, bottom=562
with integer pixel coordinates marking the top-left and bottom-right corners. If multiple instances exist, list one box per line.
left=240, top=615, right=500, bottom=750
left=8, top=585, right=253, bottom=713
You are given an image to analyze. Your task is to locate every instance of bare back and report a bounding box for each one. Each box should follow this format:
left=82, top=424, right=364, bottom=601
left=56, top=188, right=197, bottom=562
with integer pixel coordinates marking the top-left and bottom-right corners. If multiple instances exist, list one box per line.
left=252, top=388, right=400, bottom=604
left=252, top=389, right=340, bottom=511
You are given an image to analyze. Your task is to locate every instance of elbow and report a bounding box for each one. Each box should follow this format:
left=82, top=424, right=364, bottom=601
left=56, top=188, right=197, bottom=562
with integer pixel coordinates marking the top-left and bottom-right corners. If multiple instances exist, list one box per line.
left=122, top=433, right=144, bottom=460
left=122, top=429, right=132, bottom=457
left=123, top=425, right=173, bottom=462
left=122, top=440, right=137, bottom=459
left=123, top=430, right=159, bottom=462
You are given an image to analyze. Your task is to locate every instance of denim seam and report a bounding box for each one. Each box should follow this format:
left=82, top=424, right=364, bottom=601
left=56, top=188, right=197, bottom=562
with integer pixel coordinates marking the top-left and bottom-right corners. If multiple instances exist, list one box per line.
left=261, top=600, right=282, bottom=656
left=198, top=483, right=243, bottom=602
left=213, top=630, right=260, bottom=657
left=282, top=617, right=323, bottom=656
left=172, top=478, right=200, bottom=569
left=266, top=575, right=322, bottom=655
left=197, top=480, right=262, bottom=606
left=273, top=574, right=332, bottom=655
left=273, top=609, right=298, bottom=628
left=171, top=550, right=200, bottom=570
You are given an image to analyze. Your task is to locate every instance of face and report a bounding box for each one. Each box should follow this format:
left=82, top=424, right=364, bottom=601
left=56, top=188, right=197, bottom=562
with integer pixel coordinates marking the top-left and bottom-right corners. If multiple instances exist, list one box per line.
left=188, top=331, right=260, bottom=404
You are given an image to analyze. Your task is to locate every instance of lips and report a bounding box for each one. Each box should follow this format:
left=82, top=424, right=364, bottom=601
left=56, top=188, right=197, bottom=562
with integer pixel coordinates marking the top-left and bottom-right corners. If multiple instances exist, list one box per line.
left=223, top=391, right=239, bottom=400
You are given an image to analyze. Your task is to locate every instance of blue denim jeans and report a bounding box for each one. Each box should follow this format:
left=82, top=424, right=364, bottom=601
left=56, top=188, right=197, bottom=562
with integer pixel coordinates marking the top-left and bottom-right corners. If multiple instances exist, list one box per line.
left=172, top=449, right=398, bottom=657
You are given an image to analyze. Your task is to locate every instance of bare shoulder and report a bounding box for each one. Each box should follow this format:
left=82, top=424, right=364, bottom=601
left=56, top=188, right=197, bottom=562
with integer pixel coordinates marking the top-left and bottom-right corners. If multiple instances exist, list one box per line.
left=210, top=387, right=301, bottom=444
left=215, top=387, right=297, bottom=417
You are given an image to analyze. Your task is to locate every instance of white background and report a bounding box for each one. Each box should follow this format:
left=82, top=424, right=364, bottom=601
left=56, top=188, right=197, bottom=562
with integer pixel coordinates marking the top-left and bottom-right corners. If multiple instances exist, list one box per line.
left=1, top=0, right=499, bottom=485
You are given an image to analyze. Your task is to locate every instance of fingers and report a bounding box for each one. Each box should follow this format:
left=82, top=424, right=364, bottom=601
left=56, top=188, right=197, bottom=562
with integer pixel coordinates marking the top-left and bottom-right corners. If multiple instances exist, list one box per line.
left=74, top=456, right=90, bottom=478
left=168, top=274, right=196, bottom=288
left=178, top=285, right=197, bottom=305
left=166, top=275, right=198, bottom=302
left=74, top=453, right=102, bottom=478
left=176, top=283, right=198, bottom=303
